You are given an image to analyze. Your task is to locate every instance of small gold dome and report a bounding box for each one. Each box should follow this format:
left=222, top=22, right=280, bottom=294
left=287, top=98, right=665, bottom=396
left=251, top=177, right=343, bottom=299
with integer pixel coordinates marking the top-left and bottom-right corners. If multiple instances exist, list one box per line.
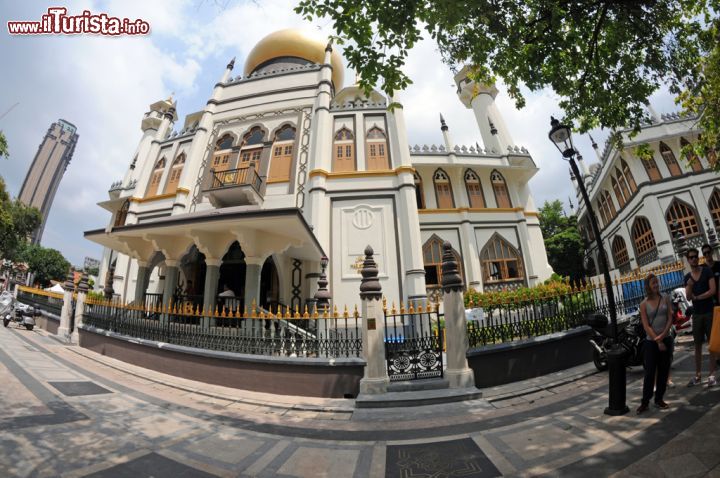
left=243, top=29, right=344, bottom=89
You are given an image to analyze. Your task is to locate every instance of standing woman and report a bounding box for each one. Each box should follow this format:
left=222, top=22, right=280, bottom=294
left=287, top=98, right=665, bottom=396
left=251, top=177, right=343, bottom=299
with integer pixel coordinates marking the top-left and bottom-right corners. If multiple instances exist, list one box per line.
left=637, top=273, right=674, bottom=414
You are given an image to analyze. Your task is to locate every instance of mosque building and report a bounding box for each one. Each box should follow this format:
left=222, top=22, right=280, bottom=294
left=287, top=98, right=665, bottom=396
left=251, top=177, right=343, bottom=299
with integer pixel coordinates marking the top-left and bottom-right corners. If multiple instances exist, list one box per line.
left=86, top=29, right=553, bottom=314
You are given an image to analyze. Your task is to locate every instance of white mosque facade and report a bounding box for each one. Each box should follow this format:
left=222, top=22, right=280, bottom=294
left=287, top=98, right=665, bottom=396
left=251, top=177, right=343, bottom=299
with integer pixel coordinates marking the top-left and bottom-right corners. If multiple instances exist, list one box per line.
left=87, top=29, right=554, bottom=313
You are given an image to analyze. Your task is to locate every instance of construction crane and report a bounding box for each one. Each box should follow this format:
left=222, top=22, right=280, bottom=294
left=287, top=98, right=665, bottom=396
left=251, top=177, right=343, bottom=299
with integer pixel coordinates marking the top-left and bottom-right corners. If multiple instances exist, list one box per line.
left=0, top=103, right=19, bottom=122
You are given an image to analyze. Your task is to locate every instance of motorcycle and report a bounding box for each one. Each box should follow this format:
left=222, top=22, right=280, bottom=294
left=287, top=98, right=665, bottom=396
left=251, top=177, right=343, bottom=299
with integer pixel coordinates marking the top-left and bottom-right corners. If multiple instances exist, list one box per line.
left=1, top=291, right=35, bottom=330
left=587, top=313, right=644, bottom=372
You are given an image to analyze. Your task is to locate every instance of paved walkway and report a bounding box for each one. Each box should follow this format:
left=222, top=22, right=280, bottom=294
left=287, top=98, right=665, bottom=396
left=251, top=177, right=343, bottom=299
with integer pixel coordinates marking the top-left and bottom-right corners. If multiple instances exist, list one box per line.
left=1, top=325, right=719, bottom=477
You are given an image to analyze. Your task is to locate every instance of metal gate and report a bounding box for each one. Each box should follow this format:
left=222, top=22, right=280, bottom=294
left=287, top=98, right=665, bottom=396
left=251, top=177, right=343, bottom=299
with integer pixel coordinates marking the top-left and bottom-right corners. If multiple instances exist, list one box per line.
left=383, top=303, right=443, bottom=381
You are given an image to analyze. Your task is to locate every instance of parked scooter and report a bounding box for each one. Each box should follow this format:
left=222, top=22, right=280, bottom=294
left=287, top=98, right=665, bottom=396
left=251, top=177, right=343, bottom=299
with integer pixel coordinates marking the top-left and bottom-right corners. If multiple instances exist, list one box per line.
left=1, top=291, right=35, bottom=330
left=587, top=313, right=644, bottom=371
left=670, top=288, right=693, bottom=334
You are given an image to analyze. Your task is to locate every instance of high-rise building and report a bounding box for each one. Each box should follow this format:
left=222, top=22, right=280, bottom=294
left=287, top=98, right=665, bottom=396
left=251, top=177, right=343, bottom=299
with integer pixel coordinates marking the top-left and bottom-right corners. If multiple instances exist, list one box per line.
left=18, top=119, right=79, bottom=243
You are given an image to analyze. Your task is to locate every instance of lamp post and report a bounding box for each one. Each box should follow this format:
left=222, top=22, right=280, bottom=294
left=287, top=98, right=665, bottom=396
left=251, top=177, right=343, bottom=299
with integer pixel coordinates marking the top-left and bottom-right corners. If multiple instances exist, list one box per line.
left=548, top=117, right=629, bottom=415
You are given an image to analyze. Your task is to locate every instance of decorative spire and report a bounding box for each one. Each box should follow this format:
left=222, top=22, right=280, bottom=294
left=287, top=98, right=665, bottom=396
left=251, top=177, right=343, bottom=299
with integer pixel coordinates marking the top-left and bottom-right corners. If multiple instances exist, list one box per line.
left=488, top=117, right=498, bottom=135
left=589, top=133, right=598, bottom=150
left=313, top=256, right=331, bottom=309
left=63, top=269, right=75, bottom=292
left=359, top=246, right=382, bottom=300
left=440, top=113, right=448, bottom=131
left=227, top=57, right=235, bottom=70
left=441, top=242, right=463, bottom=292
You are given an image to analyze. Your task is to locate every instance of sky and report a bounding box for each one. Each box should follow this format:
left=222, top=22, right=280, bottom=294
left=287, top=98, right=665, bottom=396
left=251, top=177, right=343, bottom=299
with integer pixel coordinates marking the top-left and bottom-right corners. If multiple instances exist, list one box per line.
left=0, top=0, right=679, bottom=266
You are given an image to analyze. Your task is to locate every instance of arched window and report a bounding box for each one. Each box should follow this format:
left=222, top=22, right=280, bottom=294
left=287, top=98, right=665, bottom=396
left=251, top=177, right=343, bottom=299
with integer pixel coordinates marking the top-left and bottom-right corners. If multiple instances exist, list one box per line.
left=597, top=197, right=608, bottom=227
left=114, top=199, right=130, bottom=227
left=163, top=153, right=185, bottom=194
left=631, top=217, right=657, bottom=257
left=490, top=170, right=512, bottom=208
left=414, top=172, right=425, bottom=209
left=268, top=125, right=296, bottom=182
left=433, top=169, right=455, bottom=208
left=422, top=235, right=462, bottom=287
left=666, top=199, right=700, bottom=239
left=603, top=190, right=616, bottom=218
left=332, top=127, right=355, bottom=172
left=211, top=134, right=234, bottom=173
left=621, top=159, right=637, bottom=192
left=660, top=142, right=682, bottom=176
left=480, top=234, right=525, bottom=284
left=615, top=167, right=631, bottom=200
left=612, top=236, right=630, bottom=268
left=709, top=189, right=720, bottom=230
left=641, top=152, right=662, bottom=182
left=145, top=157, right=166, bottom=197
left=681, top=137, right=703, bottom=172
left=365, top=126, right=389, bottom=170
left=464, top=170, right=485, bottom=208
left=239, top=127, right=265, bottom=168
left=611, top=176, right=626, bottom=208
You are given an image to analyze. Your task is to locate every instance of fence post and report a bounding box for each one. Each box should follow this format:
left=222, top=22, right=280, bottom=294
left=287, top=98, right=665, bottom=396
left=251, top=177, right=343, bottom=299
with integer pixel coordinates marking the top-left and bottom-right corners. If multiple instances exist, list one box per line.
left=58, top=270, right=75, bottom=341
left=441, top=242, right=475, bottom=389
left=70, top=273, right=89, bottom=344
left=359, top=246, right=389, bottom=395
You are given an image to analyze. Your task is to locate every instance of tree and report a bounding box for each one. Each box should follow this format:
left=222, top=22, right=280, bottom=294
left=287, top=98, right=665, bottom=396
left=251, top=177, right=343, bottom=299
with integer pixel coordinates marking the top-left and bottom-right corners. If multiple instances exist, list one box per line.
left=295, top=1, right=719, bottom=150
left=0, top=176, right=42, bottom=260
left=0, top=131, right=8, bottom=159
left=538, top=200, right=586, bottom=281
left=16, top=243, right=70, bottom=287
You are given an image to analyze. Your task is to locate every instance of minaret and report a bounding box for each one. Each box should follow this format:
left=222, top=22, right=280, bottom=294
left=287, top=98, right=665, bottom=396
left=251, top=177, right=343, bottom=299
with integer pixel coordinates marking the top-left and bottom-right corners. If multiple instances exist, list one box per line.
left=577, top=152, right=590, bottom=177
left=588, top=133, right=602, bottom=161
left=454, top=66, right=512, bottom=153
left=440, top=113, right=453, bottom=151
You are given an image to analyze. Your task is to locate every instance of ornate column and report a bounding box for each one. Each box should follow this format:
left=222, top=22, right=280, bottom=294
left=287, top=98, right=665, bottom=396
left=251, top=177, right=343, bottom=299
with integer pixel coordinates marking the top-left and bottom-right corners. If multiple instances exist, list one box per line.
left=70, top=273, right=89, bottom=344
left=441, top=242, right=476, bottom=389
left=244, top=257, right=263, bottom=312
left=162, top=260, right=179, bottom=309
left=359, top=246, right=389, bottom=395
left=203, top=258, right=221, bottom=328
left=58, top=270, right=75, bottom=340
left=133, top=261, right=149, bottom=304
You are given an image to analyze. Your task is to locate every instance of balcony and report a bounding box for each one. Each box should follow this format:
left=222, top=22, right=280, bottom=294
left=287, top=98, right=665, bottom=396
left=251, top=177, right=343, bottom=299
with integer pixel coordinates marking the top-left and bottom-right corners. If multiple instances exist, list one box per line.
left=204, top=166, right=264, bottom=207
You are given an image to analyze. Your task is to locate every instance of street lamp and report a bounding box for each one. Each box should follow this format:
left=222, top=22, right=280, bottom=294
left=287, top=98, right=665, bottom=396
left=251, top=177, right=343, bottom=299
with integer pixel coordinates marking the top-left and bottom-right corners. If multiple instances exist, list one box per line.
left=548, top=116, right=629, bottom=416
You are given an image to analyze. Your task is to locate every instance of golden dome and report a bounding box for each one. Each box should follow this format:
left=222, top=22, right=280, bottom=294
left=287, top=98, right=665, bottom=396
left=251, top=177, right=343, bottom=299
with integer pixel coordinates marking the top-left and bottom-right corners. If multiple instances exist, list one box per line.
left=243, top=29, right=344, bottom=89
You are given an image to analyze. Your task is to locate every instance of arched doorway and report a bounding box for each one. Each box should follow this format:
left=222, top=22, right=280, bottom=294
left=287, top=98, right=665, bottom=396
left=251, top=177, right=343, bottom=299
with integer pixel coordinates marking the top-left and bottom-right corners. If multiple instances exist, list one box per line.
left=219, top=241, right=246, bottom=310
left=260, top=256, right=279, bottom=311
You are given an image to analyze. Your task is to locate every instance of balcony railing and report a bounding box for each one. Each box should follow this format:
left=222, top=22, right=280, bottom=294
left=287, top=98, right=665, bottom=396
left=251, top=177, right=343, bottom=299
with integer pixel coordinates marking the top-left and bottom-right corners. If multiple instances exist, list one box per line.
left=210, top=166, right=262, bottom=192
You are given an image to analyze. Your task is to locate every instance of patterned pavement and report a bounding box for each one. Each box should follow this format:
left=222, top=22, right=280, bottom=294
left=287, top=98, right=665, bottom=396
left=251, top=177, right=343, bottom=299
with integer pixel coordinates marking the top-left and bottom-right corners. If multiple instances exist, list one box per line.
left=1, top=325, right=719, bottom=477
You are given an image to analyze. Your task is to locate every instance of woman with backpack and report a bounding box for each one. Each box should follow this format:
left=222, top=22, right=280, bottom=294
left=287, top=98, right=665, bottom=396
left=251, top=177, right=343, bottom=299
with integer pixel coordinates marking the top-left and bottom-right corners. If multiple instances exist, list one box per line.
left=637, top=273, right=674, bottom=414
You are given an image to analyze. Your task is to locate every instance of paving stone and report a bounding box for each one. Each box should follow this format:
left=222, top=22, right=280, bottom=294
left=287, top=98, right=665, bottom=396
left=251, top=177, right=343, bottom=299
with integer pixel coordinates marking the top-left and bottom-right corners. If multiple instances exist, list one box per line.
left=48, top=381, right=112, bottom=397
left=277, top=446, right=360, bottom=478
left=86, top=451, right=218, bottom=477
left=385, top=438, right=500, bottom=478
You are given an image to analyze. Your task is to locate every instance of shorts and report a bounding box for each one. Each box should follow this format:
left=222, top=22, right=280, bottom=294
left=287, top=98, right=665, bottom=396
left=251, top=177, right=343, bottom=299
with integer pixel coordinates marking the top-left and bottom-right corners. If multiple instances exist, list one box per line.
left=692, top=312, right=713, bottom=345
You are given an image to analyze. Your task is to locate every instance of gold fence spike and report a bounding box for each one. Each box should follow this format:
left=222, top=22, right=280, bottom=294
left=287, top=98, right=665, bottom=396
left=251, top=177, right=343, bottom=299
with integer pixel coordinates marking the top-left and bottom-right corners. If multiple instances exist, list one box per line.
left=312, top=304, right=319, bottom=319
left=259, top=310, right=266, bottom=319
left=400, top=301, right=406, bottom=314
left=353, top=304, right=359, bottom=318
left=408, top=302, right=415, bottom=314
left=284, top=307, right=291, bottom=319
left=333, top=304, right=339, bottom=318
left=417, top=302, right=425, bottom=314
left=343, top=305, right=349, bottom=319
left=391, top=301, right=397, bottom=315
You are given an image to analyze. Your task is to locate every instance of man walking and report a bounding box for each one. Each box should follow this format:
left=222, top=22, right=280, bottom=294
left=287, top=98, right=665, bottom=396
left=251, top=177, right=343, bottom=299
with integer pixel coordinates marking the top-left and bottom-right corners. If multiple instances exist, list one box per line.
left=685, top=248, right=717, bottom=387
left=702, top=243, right=720, bottom=290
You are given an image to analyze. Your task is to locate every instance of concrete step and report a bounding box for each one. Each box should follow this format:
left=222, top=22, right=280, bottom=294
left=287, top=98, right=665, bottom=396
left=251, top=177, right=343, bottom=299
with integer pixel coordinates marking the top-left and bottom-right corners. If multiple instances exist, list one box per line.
left=355, top=386, right=482, bottom=408
left=387, top=378, right=449, bottom=392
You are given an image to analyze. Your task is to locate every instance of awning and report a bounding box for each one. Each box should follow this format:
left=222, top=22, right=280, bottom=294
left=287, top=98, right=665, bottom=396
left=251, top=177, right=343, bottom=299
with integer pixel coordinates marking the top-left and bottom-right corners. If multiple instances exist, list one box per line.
left=84, top=207, right=325, bottom=262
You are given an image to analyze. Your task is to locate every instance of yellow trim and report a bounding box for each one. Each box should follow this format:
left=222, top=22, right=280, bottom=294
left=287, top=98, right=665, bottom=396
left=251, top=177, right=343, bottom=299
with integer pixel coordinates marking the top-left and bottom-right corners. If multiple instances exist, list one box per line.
left=17, top=285, right=64, bottom=299
left=176, top=187, right=190, bottom=195
left=524, top=211, right=539, bottom=217
left=418, top=207, right=524, bottom=214
left=267, top=178, right=290, bottom=184
left=309, top=166, right=415, bottom=179
left=130, top=192, right=180, bottom=203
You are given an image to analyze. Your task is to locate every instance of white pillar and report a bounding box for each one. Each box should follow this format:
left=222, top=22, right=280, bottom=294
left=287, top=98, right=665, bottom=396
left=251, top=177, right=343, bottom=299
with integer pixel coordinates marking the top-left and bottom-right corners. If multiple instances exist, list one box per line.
left=58, top=272, right=74, bottom=340
left=358, top=246, right=389, bottom=395
left=441, top=242, right=475, bottom=388
left=203, top=258, right=221, bottom=328
left=70, top=274, right=89, bottom=344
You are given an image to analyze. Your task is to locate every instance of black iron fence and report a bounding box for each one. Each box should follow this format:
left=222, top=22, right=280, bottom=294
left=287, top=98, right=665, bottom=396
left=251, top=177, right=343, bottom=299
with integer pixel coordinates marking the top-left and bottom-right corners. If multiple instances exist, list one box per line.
left=466, top=265, right=685, bottom=348
left=82, top=298, right=362, bottom=358
left=383, top=301, right=443, bottom=381
left=17, top=286, right=64, bottom=316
